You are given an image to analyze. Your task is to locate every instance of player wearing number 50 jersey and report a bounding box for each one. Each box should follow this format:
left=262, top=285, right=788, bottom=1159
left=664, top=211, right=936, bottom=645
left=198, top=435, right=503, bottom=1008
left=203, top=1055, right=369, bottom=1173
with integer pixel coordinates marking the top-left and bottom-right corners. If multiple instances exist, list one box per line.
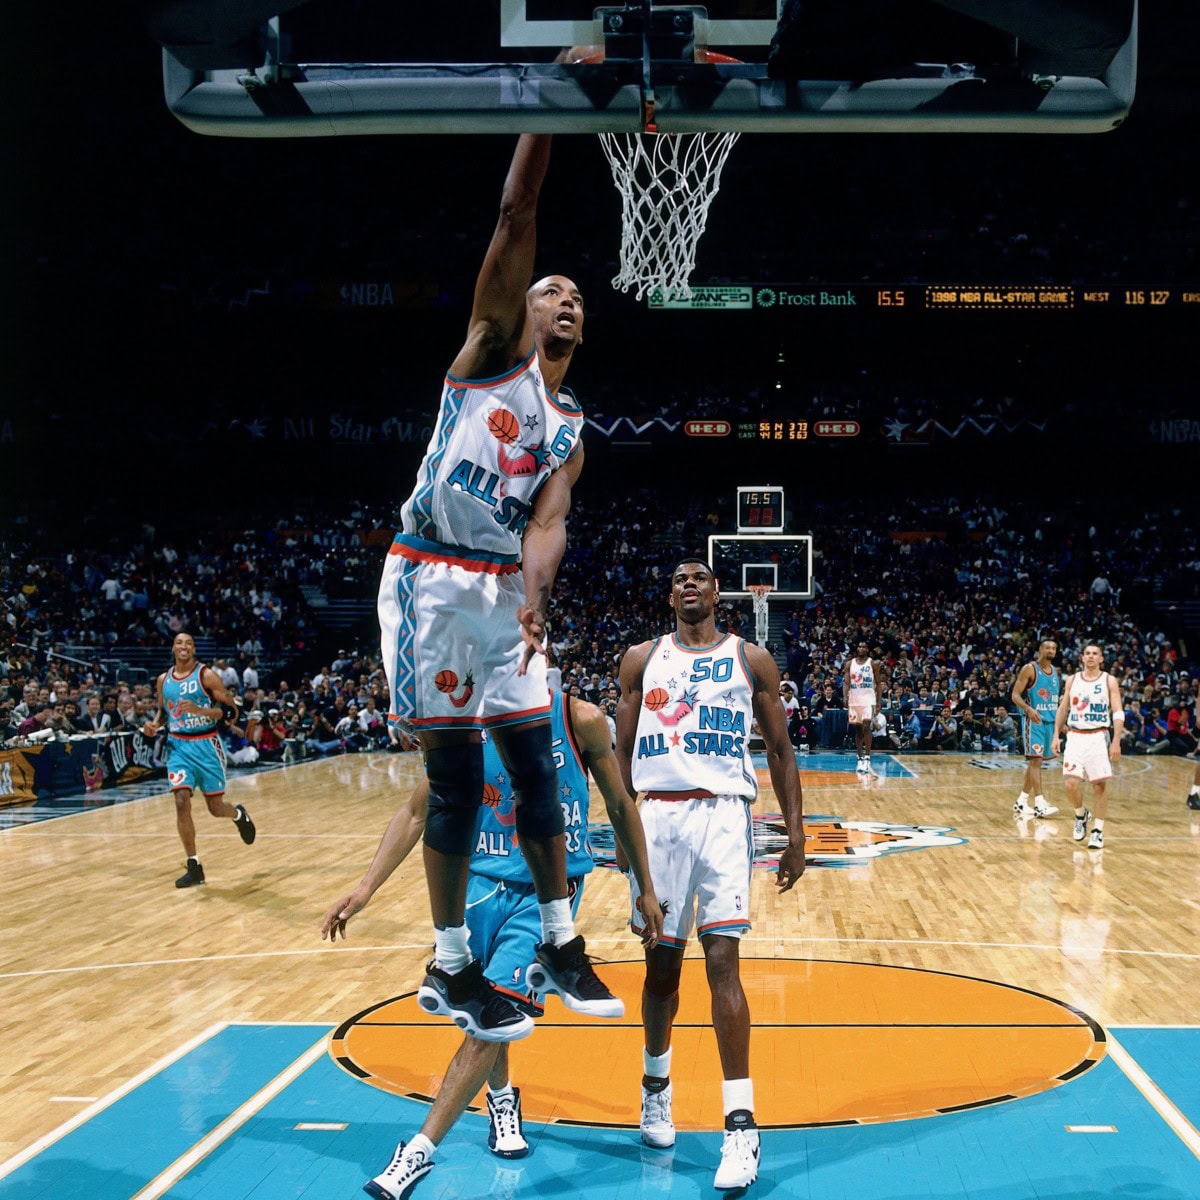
left=617, top=558, right=806, bottom=1190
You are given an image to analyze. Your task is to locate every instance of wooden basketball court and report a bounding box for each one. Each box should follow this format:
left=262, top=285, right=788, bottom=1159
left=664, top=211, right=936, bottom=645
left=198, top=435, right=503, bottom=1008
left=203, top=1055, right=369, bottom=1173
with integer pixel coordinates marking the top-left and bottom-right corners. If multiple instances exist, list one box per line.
left=2, top=749, right=1198, bottom=1197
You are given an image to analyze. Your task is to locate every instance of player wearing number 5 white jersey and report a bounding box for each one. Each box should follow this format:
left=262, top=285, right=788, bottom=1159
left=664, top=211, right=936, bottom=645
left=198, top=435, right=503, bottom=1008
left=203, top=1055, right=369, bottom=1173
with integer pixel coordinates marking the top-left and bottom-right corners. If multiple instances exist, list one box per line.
left=616, top=558, right=806, bottom=1189
left=1052, top=642, right=1124, bottom=850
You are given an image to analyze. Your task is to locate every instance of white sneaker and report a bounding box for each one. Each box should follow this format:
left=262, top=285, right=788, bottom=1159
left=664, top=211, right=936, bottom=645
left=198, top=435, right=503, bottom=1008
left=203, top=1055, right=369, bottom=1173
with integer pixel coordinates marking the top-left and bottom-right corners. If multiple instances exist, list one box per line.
left=487, top=1088, right=529, bottom=1159
left=1073, top=808, right=1091, bottom=842
left=1087, top=828, right=1104, bottom=850
left=1013, top=801, right=1036, bottom=817
left=855, top=757, right=868, bottom=773
left=364, top=1141, right=434, bottom=1200
left=714, top=1125, right=760, bottom=1189
left=1033, top=800, right=1058, bottom=818
left=640, top=1083, right=676, bottom=1148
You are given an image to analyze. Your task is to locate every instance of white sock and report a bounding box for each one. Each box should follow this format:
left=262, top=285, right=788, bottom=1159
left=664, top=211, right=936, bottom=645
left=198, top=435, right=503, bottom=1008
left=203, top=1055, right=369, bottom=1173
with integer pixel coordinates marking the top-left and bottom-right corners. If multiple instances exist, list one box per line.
left=1190, top=786, right=1199, bottom=796
left=644, top=1047, right=672, bottom=1079
left=406, top=1133, right=436, bottom=1159
left=488, top=1082, right=514, bottom=1101
left=433, top=924, right=471, bottom=974
left=1017, top=791, right=1030, bottom=804
left=538, top=898, right=575, bottom=946
left=722, top=1078, right=754, bottom=1116
left=1034, top=795, right=1046, bottom=806
left=1093, top=818, right=1105, bottom=831
left=1074, top=806, right=1087, bottom=817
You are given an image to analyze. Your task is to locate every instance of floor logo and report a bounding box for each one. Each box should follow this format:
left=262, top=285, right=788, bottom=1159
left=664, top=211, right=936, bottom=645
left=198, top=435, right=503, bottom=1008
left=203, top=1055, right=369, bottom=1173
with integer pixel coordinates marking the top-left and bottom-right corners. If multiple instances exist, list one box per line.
left=588, top=814, right=965, bottom=871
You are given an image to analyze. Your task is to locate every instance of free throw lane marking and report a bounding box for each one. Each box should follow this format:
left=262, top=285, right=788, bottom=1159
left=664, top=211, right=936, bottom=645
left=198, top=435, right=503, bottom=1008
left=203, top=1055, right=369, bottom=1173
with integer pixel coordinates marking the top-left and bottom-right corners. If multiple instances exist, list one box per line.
left=127, top=1033, right=331, bottom=1200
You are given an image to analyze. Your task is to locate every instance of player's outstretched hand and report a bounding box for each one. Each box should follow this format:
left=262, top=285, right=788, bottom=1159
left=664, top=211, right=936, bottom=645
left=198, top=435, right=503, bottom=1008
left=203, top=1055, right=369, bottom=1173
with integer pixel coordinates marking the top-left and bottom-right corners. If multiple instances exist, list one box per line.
left=321, top=885, right=372, bottom=942
left=775, top=844, right=807, bottom=892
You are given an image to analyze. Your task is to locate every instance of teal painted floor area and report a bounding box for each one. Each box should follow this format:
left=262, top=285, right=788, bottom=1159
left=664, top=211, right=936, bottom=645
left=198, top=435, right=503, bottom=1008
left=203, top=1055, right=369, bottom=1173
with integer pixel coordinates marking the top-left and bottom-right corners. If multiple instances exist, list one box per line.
left=1110, top=1028, right=1200, bottom=1135
left=0, top=1024, right=326, bottom=1200
left=753, top=752, right=916, bottom=779
left=76, top=1028, right=1194, bottom=1200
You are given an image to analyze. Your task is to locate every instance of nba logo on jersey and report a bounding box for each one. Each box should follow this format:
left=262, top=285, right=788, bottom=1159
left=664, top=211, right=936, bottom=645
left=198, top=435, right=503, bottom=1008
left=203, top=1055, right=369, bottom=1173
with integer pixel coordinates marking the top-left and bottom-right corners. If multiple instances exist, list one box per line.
left=735, top=895, right=743, bottom=911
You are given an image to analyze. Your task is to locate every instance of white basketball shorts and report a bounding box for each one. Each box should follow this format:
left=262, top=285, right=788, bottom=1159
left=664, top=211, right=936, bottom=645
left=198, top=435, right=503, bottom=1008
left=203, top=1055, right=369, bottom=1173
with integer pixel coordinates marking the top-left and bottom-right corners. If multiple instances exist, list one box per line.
left=1062, top=729, right=1113, bottom=782
left=378, top=538, right=550, bottom=734
left=848, top=689, right=876, bottom=724
left=628, top=793, right=753, bottom=949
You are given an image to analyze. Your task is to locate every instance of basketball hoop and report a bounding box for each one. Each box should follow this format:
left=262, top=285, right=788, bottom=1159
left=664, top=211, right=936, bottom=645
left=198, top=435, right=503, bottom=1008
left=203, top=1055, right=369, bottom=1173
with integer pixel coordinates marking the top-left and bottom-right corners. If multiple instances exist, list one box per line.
left=747, top=584, right=774, bottom=647
left=580, top=48, right=742, bottom=301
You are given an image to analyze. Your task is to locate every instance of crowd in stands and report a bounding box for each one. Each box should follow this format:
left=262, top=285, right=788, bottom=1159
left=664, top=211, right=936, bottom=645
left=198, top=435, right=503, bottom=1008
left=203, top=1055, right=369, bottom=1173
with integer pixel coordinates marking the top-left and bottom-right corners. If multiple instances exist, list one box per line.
left=4, top=488, right=1197, bottom=774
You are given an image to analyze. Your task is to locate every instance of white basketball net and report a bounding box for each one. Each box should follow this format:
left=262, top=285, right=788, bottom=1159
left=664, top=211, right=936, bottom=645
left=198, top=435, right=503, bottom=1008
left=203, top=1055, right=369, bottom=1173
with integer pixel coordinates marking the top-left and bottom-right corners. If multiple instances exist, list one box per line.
left=598, top=130, right=741, bottom=301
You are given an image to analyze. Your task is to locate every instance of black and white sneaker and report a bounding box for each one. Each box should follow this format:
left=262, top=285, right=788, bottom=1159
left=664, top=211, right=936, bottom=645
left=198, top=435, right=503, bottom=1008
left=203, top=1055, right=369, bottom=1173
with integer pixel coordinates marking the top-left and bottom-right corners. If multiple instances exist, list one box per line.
left=234, top=804, right=256, bottom=844
left=486, top=1088, right=529, bottom=1159
left=417, top=960, right=533, bottom=1042
left=364, top=1141, right=434, bottom=1200
left=1073, top=807, right=1092, bottom=842
left=175, top=859, right=205, bottom=888
left=526, top=936, right=624, bottom=1018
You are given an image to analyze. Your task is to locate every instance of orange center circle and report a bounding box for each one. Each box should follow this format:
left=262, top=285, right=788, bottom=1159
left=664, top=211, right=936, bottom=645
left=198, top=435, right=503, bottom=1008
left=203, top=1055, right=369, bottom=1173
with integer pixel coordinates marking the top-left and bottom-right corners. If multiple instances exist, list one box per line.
left=331, top=959, right=1105, bottom=1129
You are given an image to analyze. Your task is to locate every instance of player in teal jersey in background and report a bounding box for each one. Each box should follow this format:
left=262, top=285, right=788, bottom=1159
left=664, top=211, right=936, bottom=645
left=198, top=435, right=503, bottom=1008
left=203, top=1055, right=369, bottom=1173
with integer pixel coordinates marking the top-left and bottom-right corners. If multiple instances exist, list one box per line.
left=1010, top=638, right=1062, bottom=819
left=143, top=632, right=256, bottom=887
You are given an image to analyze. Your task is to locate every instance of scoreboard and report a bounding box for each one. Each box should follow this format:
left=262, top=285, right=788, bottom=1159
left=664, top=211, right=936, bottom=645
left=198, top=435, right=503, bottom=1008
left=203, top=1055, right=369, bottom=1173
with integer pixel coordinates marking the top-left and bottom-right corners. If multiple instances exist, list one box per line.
left=737, top=486, right=785, bottom=533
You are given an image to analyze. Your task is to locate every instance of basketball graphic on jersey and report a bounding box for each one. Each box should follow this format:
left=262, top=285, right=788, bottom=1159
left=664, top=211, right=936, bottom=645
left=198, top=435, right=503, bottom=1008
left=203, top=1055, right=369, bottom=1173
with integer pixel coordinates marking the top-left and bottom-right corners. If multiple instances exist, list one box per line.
left=434, top=669, right=459, bottom=694
left=645, top=688, right=670, bottom=711
left=481, top=783, right=503, bottom=807
left=486, top=406, right=520, bottom=444
left=1071, top=694, right=1090, bottom=714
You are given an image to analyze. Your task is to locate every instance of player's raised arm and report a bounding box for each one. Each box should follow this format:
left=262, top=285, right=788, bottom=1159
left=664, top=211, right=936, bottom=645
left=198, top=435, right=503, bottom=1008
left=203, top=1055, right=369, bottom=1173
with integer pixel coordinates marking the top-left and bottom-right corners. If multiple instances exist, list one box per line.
left=450, top=135, right=552, bottom=377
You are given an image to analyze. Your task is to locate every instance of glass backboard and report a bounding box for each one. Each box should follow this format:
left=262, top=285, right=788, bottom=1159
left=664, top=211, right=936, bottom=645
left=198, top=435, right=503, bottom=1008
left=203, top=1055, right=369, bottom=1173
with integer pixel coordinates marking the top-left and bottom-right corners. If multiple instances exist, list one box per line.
left=708, top=534, right=814, bottom=599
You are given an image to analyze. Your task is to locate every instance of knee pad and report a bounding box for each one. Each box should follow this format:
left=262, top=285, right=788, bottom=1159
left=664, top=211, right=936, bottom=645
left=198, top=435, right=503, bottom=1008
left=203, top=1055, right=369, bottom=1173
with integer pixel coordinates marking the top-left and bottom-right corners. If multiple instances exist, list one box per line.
left=423, top=743, right=484, bottom=856
left=495, top=723, right=565, bottom=841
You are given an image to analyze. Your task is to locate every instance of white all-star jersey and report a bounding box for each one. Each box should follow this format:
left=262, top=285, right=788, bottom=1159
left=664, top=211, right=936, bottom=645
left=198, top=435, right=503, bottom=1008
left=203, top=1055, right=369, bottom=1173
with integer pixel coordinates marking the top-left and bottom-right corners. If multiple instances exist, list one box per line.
left=631, top=632, right=757, bottom=799
left=399, top=348, right=583, bottom=556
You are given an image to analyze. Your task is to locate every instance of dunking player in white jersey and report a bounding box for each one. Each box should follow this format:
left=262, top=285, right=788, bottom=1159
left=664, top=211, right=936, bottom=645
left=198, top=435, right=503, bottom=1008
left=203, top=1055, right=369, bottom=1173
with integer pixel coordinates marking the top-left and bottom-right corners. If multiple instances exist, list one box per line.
left=844, top=640, right=881, bottom=773
left=617, top=558, right=806, bottom=1190
left=1051, top=642, right=1124, bottom=850
left=376, top=134, right=618, bottom=1047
